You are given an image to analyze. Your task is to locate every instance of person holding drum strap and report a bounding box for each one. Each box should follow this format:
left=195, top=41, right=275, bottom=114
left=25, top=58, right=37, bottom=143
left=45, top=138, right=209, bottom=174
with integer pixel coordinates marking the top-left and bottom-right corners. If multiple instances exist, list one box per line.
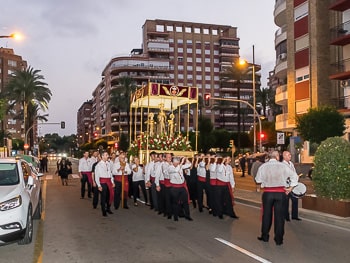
left=255, top=151, right=298, bottom=246
left=282, top=151, right=302, bottom=221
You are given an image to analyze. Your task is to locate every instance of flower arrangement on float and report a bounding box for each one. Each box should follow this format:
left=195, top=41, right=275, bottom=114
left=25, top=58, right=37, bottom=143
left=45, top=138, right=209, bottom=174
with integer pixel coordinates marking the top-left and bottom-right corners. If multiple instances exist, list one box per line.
left=128, top=133, right=192, bottom=157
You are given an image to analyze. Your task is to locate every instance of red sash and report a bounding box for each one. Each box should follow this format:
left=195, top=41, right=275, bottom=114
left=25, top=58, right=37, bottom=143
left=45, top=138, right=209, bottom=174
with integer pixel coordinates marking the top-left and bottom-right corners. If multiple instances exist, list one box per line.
left=172, top=182, right=190, bottom=204
left=263, top=186, right=285, bottom=193
left=197, top=176, right=206, bottom=183
left=210, top=178, right=217, bottom=186
left=217, top=180, right=235, bottom=206
left=83, top=171, right=93, bottom=185
left=164, top=178, right=171, bottom=187
left=100, top=178, right=114, bottom=205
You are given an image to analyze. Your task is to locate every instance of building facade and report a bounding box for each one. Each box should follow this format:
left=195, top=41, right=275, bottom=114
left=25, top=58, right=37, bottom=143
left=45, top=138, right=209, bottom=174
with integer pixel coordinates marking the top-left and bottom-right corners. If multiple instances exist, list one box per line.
left=76, top=100, right=93, bottom=145
left=88, top=19, right=260, bottom=141
left=272, top=0, right=350, bottom=140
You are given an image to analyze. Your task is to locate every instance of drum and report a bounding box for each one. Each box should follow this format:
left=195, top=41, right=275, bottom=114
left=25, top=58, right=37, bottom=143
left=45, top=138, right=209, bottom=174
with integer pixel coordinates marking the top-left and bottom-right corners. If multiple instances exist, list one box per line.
left=291, top=183, right=307, bottom=198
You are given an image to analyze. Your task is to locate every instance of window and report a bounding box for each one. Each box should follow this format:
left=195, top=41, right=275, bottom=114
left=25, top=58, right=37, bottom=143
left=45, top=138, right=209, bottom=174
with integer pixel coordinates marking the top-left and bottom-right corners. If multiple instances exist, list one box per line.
left=187, top=48, right=192, bottom=53
left=187, top=66, right=193, bottom=70
left=166, top=25, right=173, bottom=31
left=196, top=49, right=201, bottom=54
left=203, top=28, right=209, bottom=34
left=178, top=65, right=184, bottom=70
left=196, top=66, right=202, bottom=71
left=185, top=27, right=191, bottom=33
left=176, top=26, right=182, bottom=32
left=205, top=76, right=211, bottom=80
left=187, top=57, right=193, bottom=62
left=205, top=50, right=210, bottom=55
left=8, top=60, right=17, bottom=67
left=156, top=25, right=164, bottom=32
left=178, top=48, right=183, bottom=52
left=212, top=29, right=218, bottom=35
left=194, top=28, right=200, bottom=34
left=177, top=39, right=183, bottom=44
left=196, top=58, right=202, bottom=63
left=294, top=2, right=308, bottom=21
left=186, top=39, right=192, bottom=44
left=196, top=75, right=202, bottom=80
left=295, top=34, right=309, bottom=51
left=178, top=57, right=183, bottom=62
left=205, top=67, right=210, bottom=71
left=205, top=58, right=210, bottom=63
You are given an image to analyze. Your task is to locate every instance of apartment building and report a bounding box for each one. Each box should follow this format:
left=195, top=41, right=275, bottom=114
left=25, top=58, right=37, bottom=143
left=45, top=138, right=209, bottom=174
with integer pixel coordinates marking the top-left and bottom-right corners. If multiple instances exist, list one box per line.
left=76, top=100, right=93, bottom=145
left=0, top=47, right=27, bottom=141
left=273, top=0, right=350, bottom=140
left=89, top=19, right=260, bottom=140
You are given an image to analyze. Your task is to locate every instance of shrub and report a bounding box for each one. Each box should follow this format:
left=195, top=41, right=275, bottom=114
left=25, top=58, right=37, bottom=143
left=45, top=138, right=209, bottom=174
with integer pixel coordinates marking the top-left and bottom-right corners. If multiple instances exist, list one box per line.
left=313, top=137, right=350, bottom=200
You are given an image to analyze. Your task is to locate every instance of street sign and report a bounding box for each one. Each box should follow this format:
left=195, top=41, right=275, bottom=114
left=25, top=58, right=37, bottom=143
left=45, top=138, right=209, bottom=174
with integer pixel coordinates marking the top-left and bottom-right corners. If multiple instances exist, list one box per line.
left=277, top=132, right=285, bottom=145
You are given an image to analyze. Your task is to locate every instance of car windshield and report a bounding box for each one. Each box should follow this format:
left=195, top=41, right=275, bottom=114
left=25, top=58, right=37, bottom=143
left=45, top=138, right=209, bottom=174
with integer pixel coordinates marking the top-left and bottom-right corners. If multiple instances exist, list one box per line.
left=0, top=163, right=20, bottom=185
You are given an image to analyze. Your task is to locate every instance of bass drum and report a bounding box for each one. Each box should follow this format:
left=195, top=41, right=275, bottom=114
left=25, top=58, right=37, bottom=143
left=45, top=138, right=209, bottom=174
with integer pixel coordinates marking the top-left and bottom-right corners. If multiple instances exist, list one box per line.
left=291, top=182, right=307, bottom=198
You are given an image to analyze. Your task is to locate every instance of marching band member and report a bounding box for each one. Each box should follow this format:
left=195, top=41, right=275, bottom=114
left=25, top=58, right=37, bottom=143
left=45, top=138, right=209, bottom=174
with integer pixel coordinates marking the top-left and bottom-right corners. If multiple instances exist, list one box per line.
left=145, top=151, right=157, bottom=209
left=168, top=157, right=193, bottom=221
left=78, top=151, right=94, bottom=199
left=112, top=151, right=132, bottom=209
left=256, top=151, right=298, bottom=246
left=215, top=157, right=239, bottom=219
left=197, top=154, right=209, bottom=213
left=95, top=151, right=115, bottom=217
left=131, top=157, right=148, bottom=206
left=155, top=153, right=165, bottom=215
left=162, top=153, right=173, bottom=219
left=208, top=155, right=218, bottom=216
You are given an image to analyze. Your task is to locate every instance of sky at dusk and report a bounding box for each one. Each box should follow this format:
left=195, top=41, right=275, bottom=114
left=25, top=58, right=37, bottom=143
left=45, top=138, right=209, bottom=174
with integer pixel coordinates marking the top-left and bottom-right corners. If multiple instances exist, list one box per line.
left=0, top=0, right=277, bottom=136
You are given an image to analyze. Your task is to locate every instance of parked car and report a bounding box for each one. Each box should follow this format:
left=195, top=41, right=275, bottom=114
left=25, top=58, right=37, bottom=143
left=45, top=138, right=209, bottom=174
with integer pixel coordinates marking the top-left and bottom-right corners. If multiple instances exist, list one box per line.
left=0, top=157, right=43, bottom=245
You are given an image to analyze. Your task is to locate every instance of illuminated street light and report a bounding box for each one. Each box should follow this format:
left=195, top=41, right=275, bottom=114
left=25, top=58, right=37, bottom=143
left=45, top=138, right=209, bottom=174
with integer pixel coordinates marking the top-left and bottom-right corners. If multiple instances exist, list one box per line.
left=0, top=32, right=23, bottom=39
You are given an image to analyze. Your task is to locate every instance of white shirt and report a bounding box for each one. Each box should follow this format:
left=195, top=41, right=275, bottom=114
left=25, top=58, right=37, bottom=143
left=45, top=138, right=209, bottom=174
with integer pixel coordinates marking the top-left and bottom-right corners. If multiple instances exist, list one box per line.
left=209, top=163, right=217, bottom=179
left=78, top=157, right=93, bottom=172
left=154, top=161, right=163, bottom=186
left=144, top=160, right=155, bottom=182
left=132, top=164, right=144, bottom=182
left=168, top=162, right=191, bottom=185
left=197, top=161, right=206, bottom=178
left=216, top=163, right=235, bottom=188
left=94, top=160, right=113, bottom=187
left=112, top=160, right=131, bottom=176
left=162, top=162, right=171, bottom=180
left=255, top=159, right=298, bottom=188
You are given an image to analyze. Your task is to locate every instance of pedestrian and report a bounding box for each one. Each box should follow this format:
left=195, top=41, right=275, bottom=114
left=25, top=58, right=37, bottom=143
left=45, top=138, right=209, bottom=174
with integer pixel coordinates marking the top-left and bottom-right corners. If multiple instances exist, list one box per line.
left=57, top=157, right=71, bottom=186
left=112, top=151, right=132, bottom=209
left=168, top=156, right=193, bottom=221
left=131, top=157, right=148, bottom=206
left=186, top=156, right=198, bottom=209
left=41, top=155, right=48, bottom=173
left=255, top=151, right=298, bottom=245
left=282, top=151, right=301, bottom=221
left=155, top=153, right=165, bottom=215
left=95, top=151, right=115, bottom=217
left=145, top=151, right=157, bottom=210
left=162, top=152, right=173, bottom=219
left=78, top=151, right=94, bottom=199
left=251, top=154, right=266, bottom=192
left=240, top=154, right=246, bottom=177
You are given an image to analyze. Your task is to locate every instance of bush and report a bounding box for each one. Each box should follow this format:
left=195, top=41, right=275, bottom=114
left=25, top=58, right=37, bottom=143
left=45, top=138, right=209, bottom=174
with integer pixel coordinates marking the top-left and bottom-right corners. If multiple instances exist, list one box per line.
left=313, top=137, right=350, bottom=200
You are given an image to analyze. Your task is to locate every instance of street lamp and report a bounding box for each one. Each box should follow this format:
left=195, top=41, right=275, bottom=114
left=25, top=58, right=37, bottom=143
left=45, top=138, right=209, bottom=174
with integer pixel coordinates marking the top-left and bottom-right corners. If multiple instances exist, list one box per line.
left=0, top=33, right=23, bottom=40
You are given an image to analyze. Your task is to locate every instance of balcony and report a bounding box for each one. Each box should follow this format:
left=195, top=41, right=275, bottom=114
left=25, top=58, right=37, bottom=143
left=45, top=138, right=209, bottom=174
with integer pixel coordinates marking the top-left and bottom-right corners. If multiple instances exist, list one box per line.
left=275, top=84, right=288, bottom=105
left=274, top=0, right=286, bottom=27
left=275, top=113, right=295, bottom=132
left=330, top=20, right=350, bottom=46
left=329, top=58, right=350, bottom=80
left=274, top=53, right=287, bottom=78
left=329, top=0, right=350, bottom=11
left=275, top=26, right=287, bottom=47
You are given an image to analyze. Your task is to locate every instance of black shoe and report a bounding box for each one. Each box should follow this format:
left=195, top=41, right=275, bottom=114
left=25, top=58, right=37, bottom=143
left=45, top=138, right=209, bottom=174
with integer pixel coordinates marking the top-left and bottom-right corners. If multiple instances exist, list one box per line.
left=285, top=217, right=290, bottom=221
left=167, top=215, right=172, bottom=219
left=257, top=236, right=269, bottom=242
left=208, top=209, right=213, bottom=214
left=107, top=210, right=113, bottom=214
left=174, top=217, right=179, bottom=221
left=88, top=195, right=92, bottom=198
left=274, top=238, right=283, bottom=245
left=123, top=206, right=129, bottom=209
left=93, top=206, right=97, bottom=209
left=218, top=215, right=223, bottom=219
left=231, top=215, right=239, bottom=219
left=199, top=208, right=203, bottom=213
left=185, top=216, right=193, bottom=221
left=102, top=212, right=107, bottom=217
left=292, top=217, right=302, bottom=221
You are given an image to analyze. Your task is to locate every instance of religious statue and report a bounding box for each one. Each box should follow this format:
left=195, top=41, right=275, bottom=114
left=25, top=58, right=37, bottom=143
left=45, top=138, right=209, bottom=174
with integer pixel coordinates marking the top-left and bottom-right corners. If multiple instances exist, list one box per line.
left=157, top=103, right=167, bottom=135
left=168, top=113, right=175, bottom=137
left=145, top=112, right=155, bottom=137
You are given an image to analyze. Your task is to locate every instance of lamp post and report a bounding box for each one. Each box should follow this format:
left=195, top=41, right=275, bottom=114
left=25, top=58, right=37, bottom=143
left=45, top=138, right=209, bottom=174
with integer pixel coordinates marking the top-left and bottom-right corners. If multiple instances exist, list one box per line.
left=252, top=45, right=257, bottom=153
left=0, top=33, right=22, bottom=39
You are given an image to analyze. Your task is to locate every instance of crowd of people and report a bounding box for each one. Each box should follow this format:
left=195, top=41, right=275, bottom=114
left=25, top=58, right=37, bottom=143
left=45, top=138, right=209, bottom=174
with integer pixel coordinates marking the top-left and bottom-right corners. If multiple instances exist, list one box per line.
left=74, top=149, right=301, bottom=246
left=77, top=150, right=239, bottom=221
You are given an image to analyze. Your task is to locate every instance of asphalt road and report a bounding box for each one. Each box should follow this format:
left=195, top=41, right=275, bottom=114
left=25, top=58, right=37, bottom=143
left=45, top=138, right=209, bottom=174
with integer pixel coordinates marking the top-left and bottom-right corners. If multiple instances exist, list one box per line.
left=1, top=161, right=349, bottom=263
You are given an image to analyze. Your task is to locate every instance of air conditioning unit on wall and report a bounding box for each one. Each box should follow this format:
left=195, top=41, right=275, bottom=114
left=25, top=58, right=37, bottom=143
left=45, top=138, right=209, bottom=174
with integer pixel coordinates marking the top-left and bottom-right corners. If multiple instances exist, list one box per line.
left=340, top=79, right=350, bottom=87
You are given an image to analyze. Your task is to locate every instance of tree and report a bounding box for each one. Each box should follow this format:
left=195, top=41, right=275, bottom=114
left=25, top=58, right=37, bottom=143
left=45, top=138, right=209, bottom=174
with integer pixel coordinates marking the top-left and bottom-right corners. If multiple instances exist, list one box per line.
left=4, top=66, right=51, bottom=146
left=108, top=88, right=123, bottom=133
left=198, top=117, right=215, bottom=153
left=296, top=106, right=345, bottom=144
left=255, top=87, right=276, bottom=117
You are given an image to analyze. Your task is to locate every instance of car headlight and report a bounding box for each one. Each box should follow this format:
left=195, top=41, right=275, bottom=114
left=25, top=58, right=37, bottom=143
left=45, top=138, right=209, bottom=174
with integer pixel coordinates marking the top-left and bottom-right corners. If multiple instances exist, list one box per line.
left=0, top=196, right=22, bottom=211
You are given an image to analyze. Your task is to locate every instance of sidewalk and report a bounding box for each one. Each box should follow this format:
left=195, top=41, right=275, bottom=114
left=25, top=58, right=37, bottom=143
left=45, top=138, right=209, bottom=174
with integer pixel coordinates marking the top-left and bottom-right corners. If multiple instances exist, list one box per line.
left=234, top=187, right=350, bottom=230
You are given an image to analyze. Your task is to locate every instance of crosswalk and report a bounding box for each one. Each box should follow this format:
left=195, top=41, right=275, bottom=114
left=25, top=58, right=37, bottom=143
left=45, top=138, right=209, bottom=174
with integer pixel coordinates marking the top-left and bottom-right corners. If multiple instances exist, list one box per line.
left=44, top=174, right=80, bottom=180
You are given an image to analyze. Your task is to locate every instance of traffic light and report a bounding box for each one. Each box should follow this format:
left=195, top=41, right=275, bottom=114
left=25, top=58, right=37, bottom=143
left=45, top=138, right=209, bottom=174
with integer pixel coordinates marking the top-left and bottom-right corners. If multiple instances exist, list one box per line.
left=204, top=93, right=210, bottom=106
left=60, top=121, right=65, bottom=129
left=93, top=132, right=98, bottom=137
left=259, top=132, right=267, bottom=141
left=114, top=142, right=118, bottom=149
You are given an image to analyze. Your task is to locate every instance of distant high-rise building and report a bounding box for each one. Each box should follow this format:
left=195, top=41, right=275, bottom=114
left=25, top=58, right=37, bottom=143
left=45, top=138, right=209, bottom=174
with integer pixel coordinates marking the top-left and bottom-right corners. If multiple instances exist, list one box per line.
left=77, top=100, right=93, bottom=145
left=0, top=47, right=27, bottom=142
left=89, top=19, right=260, bottom=141
left=272, top=0, right=350, bottom=140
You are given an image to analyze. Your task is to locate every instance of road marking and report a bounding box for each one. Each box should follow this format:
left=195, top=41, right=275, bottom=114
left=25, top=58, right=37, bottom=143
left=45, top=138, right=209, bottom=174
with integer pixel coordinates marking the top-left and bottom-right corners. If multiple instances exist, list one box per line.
left=71, top=174, right=80, bottom=179
left=215, top=238, right=271, bottom=263
left=45, top=175, right=53, bottom=180
left=33, top=180, right=46, bottom=263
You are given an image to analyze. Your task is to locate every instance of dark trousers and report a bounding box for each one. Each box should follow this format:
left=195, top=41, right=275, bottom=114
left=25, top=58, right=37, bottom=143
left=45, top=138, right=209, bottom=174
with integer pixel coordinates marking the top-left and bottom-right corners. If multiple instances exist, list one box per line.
left=285, top=193, right=299, bottom=219
left=92, top=186, right=99, bottom=208
left=164, top=186, right=172, bottom=217
left=216, top=185, right=234, bottom=217
left=261, top=192, right=287, bottom=243
left=208, top=184, right=217, bottom=215
left=197, top=180, right=209, bottom=212
left=156, top=183, right=166, bottom=214
left=170, top=187, right=190, bottom=220
left=133, top=180, right=148, bottom=203
left=81, top=173, right=91, bottom=198
left=114, top=180, right=128, bottom=209
left=100, top=183, right=111, bottom=215
left=151, top=181, right=158, bottom=211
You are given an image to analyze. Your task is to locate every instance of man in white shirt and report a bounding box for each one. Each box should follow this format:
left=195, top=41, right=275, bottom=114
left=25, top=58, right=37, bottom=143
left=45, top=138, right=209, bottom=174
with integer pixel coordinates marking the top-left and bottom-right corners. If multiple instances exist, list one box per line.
left=78, top=151, right=94, bottom=199
left=256, top=151, right=298, bottom=246
left=145, top=151, right=157, bottom=210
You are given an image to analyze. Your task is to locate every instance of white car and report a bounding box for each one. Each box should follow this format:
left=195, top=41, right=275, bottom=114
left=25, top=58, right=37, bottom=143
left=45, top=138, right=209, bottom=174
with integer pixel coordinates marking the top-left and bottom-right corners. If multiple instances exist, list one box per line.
left=0, top=158, right=43, bottom=245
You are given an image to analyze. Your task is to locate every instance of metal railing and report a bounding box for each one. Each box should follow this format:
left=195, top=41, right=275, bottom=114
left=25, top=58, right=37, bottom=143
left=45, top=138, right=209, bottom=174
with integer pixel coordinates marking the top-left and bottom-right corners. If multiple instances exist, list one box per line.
left=330, top=20, right=350, bottom=42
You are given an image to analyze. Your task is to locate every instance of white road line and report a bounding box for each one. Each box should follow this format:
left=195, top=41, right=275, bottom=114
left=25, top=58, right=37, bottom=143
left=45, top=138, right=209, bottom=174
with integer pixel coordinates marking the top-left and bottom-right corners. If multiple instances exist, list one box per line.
left=45, top=175, right=53, bottom=180
left=215, top=238, right=272, bottom=263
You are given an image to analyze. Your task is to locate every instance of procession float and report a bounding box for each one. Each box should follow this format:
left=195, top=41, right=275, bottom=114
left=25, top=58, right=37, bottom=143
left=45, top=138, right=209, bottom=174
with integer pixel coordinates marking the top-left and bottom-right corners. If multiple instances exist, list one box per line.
left=128, top=82, right=199, bottom=163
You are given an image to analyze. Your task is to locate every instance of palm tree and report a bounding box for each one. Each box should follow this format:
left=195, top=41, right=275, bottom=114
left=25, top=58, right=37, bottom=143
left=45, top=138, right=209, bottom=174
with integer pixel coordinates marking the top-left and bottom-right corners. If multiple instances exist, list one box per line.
left=108, top=88, right=124, bottom=134
left=4, top=66, right=51, bottom=149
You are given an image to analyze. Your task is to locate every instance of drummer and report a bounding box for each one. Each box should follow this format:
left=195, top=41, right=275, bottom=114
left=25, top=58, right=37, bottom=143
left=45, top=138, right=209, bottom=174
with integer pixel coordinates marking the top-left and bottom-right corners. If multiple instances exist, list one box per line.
left=255, top=151, right=298, bottom=246
left=282, top=151, right=301, bottom=221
